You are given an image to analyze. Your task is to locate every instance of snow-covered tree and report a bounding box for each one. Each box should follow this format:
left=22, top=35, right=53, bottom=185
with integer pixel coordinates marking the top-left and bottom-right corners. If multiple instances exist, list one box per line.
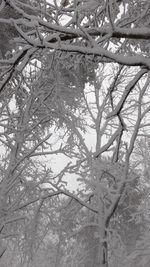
left=0, top=0, right=150, bottom=266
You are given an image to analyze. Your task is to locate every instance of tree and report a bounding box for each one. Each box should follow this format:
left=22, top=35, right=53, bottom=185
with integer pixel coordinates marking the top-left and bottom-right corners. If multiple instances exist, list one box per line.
left=0, top=0, right=150, bottom=266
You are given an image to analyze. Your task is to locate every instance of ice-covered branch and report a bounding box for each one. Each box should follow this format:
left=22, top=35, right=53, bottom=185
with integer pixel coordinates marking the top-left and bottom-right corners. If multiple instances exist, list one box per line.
left=107, top=68, right=148, bottom=118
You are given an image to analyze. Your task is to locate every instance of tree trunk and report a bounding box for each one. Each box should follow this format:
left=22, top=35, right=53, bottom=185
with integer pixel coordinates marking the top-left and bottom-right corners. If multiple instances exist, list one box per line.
left=97, top=230, right=108, bottom=267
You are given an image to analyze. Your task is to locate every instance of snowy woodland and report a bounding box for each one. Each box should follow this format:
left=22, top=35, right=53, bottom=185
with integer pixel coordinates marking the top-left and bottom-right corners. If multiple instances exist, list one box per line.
left=1, top=0, right=150, bottom=266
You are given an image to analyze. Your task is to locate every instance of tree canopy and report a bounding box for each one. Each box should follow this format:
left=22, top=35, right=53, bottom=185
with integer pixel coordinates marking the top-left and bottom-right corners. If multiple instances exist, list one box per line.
left=0, top=1, right=150, bottom=266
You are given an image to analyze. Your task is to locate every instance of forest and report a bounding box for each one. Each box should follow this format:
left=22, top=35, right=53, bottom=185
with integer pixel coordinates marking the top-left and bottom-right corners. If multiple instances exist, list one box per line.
left=0, top=0, right=150, bottom=266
